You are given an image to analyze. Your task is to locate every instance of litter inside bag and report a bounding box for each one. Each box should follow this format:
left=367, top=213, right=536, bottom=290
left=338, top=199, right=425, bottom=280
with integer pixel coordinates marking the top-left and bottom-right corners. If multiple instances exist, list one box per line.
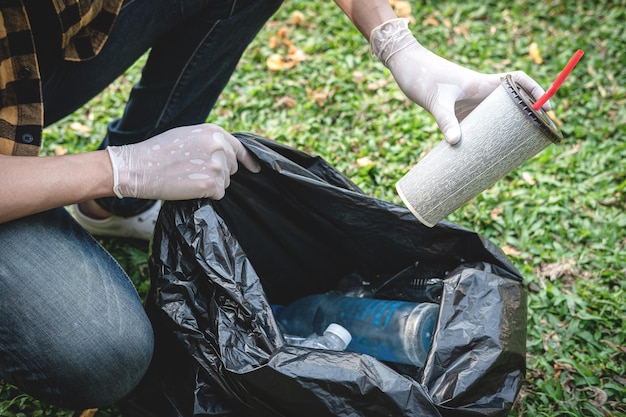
left=124, top=133, right=527, bottom=417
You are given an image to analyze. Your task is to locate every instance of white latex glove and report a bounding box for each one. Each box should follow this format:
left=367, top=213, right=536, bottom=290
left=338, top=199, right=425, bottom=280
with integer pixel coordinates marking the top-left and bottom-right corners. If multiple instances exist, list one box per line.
left=106, top=123, right=260, bottom=200
left=370, top=18, right=550, bottom=145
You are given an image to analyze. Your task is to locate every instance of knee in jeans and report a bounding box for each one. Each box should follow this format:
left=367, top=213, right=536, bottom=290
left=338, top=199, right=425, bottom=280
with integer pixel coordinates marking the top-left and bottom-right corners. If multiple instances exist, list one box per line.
left=44, top=321, right=154, bottom=409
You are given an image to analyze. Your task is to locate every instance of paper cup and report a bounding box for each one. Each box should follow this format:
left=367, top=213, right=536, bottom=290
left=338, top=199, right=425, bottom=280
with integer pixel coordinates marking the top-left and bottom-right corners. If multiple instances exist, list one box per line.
left=396, top=75, right=563, bottom=227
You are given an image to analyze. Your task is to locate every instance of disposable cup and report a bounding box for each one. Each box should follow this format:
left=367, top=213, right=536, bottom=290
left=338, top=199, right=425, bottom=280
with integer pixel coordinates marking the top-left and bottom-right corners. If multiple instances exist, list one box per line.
left=396, top=75, right=563, bottom=227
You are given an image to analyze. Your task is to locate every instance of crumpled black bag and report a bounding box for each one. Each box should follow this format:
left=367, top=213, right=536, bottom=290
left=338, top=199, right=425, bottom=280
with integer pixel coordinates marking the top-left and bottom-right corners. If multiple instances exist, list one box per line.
left=124, top=133, right=527, bottom=417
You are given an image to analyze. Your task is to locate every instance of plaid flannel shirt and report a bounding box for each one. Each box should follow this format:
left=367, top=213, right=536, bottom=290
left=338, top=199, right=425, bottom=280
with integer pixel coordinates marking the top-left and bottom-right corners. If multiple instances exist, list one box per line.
left=0, top=0, right=123, bottom=156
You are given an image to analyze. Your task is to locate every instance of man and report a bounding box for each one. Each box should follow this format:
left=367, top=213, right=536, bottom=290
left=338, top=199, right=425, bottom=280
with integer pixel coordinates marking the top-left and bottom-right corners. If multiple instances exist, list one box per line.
left=0, top=0, right=548, bottom=410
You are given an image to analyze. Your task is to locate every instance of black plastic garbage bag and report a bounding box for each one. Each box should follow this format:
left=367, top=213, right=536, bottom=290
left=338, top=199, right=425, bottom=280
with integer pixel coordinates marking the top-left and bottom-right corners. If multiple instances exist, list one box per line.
left=124, top=133, right=527, bottom=417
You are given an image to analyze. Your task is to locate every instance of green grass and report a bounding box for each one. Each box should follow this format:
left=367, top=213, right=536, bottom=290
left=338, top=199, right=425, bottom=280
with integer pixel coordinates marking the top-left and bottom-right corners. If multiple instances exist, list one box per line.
left=2, top=0, right=625, bottom=415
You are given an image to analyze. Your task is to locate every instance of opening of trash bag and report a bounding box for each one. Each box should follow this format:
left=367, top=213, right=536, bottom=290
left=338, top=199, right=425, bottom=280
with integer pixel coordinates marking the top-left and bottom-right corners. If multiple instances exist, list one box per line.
left=123, top=133, right=527, bottom=417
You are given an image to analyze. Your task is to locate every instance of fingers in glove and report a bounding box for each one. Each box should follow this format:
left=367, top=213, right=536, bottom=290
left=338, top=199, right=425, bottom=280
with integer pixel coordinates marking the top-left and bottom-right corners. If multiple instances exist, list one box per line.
left=108, top=124, right=257, bottom=201
left=507, top=71, right=551, bottom=111
left=219, top=131, right=261, bottom=174
left=186, top=127, right=236, bottom=199
left=428, top=84, right=463, bottom=145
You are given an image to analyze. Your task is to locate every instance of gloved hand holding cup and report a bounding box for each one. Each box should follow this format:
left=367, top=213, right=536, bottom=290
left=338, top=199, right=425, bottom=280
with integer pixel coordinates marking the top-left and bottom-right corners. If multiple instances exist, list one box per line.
left=370, top=18, right=582, bottom=227
left=369, top=18, right=551, bottom=145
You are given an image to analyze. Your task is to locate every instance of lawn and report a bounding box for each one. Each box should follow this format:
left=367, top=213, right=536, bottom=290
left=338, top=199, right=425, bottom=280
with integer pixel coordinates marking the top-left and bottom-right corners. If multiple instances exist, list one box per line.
left=1, top=0, right=624, bottom=416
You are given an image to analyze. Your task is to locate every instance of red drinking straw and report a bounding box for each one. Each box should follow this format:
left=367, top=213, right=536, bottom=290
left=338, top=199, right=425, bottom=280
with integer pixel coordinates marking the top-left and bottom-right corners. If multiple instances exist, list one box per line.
left=533, top=49, right=585, bottom=111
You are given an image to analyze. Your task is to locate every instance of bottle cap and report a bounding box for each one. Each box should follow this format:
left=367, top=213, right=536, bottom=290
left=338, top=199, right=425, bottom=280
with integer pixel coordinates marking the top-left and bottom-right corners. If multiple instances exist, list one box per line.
left=325, top=323, right=352, bottom=346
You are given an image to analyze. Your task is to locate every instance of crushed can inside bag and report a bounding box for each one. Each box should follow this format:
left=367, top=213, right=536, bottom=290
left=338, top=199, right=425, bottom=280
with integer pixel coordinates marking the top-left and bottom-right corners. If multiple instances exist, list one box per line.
left=122, top=133, right=528, bottom=417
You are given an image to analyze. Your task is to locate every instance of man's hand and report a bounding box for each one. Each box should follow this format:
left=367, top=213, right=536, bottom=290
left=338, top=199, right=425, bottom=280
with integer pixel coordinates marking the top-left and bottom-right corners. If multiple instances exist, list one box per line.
left=370, top=18, right=550, bottom=145
left=107, top=123, right=260, bottom=200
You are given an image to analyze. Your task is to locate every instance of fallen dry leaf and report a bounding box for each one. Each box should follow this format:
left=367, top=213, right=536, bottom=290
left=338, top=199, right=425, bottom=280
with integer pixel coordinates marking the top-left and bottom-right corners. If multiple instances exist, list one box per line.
left=79, top=409, right=99, bottom=417
left=522, top=171, right=536, bottom=185
left=454, top=24, right=470, bottom=40
left=423, top=16, right=439, bottom=27
left=600, top=339, right=626, bottom=354
left=490, top=206, right=503, bottom=221
left=307, top=87, right=332, bottom=107
left=70, top=122, right=91, bottom=135
left=366, top=79, right=388, bottom=91
left=529, top=42, right=543, bottom=65
left=389, top=0, right=415, bottom=23
left=287, top=46, right=307, bottom=63
left=353, top=70, right=365, bottom=83
left=290, top=11, right=306, bottom=26
left=581, top=386, right=608, bottom=406
left=543, top=330, right=561, bottom=353
left=356, top=156, right=374, bottom=167
left=267, top=53, right=287, bottom=71
left=587, top=64, right=597, bottom=77
left=536, top=260, right=577, bottom=286
left=501, top=244, right=522, bottom=257
left=275, top=95, right=297, bottom=108
left=268, top=35, right=278, bottom=49
left=392, top=1, right=412, bottom=17
left=277, top=26, right=289, bottom=42
left=266, top=26, right=308, bottom=71
left=614, top=375, right=626, bottom=384
left=54, top=145, right=67, bottom=156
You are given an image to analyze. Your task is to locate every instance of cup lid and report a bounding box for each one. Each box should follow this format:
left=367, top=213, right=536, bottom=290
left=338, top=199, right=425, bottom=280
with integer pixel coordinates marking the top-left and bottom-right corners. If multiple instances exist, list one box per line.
left=502, top=74, right=563, bottom=144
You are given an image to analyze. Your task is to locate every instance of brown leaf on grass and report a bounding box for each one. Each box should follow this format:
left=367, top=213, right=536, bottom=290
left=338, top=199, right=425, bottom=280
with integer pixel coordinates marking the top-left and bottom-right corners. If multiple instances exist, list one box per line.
left=70, top=122, right=91, bottom=135
left=522, top=171, right=536, bottom=185
left=423, top=16, right=439, bottom=27
left=535, top=260, right=576, bottom=282
left=266, top=48, right=307, bottom=71
left=454, top=24, right=471, bottom=40
left=582, top=386, right=608, bottom=406
left=389, top=0, right=414, bottom=22
left=287, top=46, right=307, bottom=63
left=529, top=42, right=543, bottom=65
left=600, top=339, right=626, bottom=354
left=266, top=26, right=308, bottom=71
left=307, top=87, right=333, bottom=107
left=53, top=145, right=68, bottom=156
left=79, top=409, right=99, bottom=417
left=553, top=361, right=575, bottom=374
left=290, top=11, right=306, bottom=26
left=269, top=35, right=278, bottom=49
left=275, top=95, right=297, bottom=108
left=267, top=53, right=287, bottom=71
left=490, top=206, right=503, bottom=221
left=353, top=70, right=365, bottom=83
left=587, top=64, right=597, bottom=77
left=356, top=156, right=374, bottom=167
left=366, top=79, right=388, bottom=91
left=542, top=330, right=560, bottom=352
left=614, top=375, right=626, bottom=384
left=277, top=26, right=290, bottom=43
left=501, top=244, right=521, bottom=257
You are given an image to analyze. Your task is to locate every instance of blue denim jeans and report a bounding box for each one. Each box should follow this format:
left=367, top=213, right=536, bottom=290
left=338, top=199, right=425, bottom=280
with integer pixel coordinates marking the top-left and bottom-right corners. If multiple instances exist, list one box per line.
left=1, top=0, right=282, bottom=409
left=0, top=209, right=153, bottom=409
left=41, top=0, right=283, bottom=216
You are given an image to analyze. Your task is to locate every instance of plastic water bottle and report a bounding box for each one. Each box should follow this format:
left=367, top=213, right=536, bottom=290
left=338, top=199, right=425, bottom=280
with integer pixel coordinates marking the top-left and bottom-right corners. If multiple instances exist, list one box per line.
left=284, top=323, right=352, bottom=351
left=274, top=294, right=439, bottom=367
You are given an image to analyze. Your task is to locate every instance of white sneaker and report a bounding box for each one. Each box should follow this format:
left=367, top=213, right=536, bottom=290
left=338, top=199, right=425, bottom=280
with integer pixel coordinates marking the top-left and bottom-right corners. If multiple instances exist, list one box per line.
left=70, top=200, right=162, bottom=241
